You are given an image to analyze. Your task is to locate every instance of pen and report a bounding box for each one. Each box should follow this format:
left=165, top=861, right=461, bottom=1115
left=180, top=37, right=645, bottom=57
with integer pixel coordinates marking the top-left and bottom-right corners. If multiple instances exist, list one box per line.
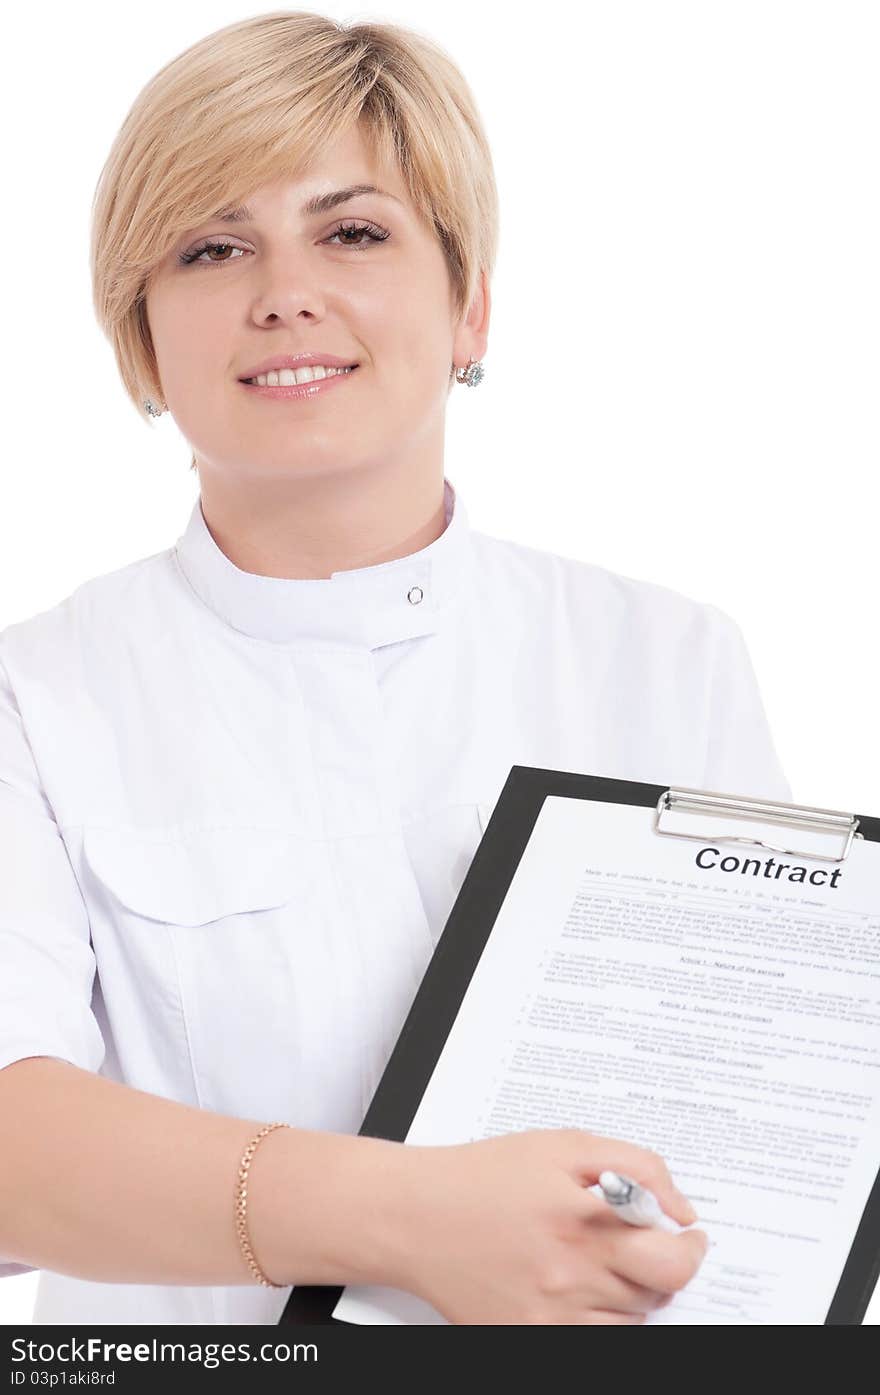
left=598, top=1170, right=683, bottom=1233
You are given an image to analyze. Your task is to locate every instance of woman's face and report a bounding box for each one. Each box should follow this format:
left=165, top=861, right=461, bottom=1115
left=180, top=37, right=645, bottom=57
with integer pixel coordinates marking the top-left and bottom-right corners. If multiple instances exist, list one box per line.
left=145, top=121, right=486, bottom=484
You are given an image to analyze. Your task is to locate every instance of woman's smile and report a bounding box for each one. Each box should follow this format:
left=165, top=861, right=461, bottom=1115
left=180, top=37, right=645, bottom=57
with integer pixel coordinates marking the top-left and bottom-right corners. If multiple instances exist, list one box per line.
left=238, top=363, right=360, bottom=401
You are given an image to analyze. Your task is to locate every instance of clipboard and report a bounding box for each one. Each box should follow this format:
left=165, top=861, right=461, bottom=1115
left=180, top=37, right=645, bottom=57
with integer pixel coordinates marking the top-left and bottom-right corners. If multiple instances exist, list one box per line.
left=279, top=766, right=880, bottom=1326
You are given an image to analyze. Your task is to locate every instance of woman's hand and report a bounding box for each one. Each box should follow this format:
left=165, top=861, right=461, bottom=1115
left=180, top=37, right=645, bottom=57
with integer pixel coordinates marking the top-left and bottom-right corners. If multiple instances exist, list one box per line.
left=391, top=1128, right=708, bottom=1324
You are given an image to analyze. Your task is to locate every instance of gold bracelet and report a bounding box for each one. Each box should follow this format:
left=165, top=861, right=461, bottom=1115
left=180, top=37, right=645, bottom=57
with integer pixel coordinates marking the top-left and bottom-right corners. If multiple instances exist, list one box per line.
left=234, top=1121, right=290, bottom=1287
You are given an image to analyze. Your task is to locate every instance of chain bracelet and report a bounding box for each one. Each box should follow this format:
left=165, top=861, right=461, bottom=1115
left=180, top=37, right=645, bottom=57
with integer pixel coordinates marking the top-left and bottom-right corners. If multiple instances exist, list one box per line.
left=235, top=1121, right=290, bottom=1287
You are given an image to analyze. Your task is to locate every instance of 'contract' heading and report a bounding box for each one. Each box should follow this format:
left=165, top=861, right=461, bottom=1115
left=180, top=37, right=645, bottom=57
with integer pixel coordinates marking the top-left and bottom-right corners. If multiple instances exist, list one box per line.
left=695, top=846, right=842, bottom=888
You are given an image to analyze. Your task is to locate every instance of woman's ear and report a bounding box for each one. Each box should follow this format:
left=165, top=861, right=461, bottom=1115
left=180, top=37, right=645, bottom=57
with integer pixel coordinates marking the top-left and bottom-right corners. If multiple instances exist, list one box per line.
left=452, top=267, right=491, bottom=369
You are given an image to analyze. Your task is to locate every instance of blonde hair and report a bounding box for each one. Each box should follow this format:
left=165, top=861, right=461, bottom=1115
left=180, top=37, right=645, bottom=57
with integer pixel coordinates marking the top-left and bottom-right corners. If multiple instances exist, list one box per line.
left=89, top=10, right=499, bottom=470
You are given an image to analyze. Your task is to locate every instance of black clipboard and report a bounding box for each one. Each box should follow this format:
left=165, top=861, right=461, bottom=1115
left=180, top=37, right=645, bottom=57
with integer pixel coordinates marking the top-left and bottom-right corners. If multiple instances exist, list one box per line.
left=279, top=765, right=880, bottom=1326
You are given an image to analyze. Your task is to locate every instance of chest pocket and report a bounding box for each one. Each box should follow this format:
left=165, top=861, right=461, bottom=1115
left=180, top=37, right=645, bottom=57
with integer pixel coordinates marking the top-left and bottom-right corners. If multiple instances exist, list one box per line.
left=78, top=824, right=335, bottom=1121
left=80, top=826, right=304, bottom=926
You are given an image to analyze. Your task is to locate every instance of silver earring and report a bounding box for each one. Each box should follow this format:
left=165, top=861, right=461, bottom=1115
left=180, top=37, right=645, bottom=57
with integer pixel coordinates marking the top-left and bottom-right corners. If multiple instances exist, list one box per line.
left=454, top=357, right=485, bottom=387
left=144, top=398, right=164, bottom=418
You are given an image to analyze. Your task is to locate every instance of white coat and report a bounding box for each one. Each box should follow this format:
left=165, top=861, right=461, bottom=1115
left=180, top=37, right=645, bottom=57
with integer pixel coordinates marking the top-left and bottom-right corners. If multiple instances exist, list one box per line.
left=0, top=478, right=790, bottom=1322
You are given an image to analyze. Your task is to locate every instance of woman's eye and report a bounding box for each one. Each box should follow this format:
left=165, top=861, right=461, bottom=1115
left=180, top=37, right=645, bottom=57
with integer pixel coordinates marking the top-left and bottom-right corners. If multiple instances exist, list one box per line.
left=179, top=221, right=390, bottom=267
left=179, top=241, right=247, bottom=266
left=325, top=220, right=390, bottom=250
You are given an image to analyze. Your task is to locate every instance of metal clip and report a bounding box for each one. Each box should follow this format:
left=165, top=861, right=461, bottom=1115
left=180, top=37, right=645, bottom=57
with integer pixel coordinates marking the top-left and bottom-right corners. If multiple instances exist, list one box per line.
left=653, top=787, right=861, bottom=865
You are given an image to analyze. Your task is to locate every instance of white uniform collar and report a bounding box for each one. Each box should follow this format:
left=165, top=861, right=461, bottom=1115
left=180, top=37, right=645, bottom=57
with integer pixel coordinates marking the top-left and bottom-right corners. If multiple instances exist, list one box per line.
left=173, top=476, right=473, bottom=648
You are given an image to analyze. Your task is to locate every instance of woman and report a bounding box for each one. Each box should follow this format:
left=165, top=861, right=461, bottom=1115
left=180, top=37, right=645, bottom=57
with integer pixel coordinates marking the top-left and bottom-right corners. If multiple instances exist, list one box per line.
left=0, top=13, right=788, bottom=1326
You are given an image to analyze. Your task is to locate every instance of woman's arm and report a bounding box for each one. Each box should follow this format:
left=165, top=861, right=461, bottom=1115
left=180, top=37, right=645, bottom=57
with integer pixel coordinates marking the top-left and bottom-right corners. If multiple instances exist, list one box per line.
left=0, top=1058, right=708, bottom=1321
left=0, top=1056, right=412, bottom=1289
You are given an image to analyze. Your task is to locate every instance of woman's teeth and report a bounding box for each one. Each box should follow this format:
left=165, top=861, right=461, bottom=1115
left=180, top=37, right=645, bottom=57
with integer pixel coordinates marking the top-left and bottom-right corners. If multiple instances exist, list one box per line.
left=244, top=365, right=355, bottom=386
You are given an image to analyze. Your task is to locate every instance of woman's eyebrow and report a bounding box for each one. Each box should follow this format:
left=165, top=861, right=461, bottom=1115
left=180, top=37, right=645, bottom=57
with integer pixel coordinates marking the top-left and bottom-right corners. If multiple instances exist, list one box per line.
left=211, top=184, right=403, bottom=223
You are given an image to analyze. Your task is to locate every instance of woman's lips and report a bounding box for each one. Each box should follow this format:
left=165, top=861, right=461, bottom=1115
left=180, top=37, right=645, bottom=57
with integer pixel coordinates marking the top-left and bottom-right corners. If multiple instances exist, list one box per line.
left=239, top=366, right=359, bottom=401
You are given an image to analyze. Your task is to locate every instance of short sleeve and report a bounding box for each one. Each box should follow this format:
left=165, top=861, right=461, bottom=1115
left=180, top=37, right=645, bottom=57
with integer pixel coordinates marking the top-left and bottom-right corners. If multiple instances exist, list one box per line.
left=0, top=652, right=106, bottom=1276
left=700, top=605, right=792, bottom=802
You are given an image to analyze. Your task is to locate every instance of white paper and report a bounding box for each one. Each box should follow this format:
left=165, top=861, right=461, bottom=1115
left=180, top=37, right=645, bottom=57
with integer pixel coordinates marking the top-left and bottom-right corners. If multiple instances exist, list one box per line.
left=333, top=795, right=880, bottom=1325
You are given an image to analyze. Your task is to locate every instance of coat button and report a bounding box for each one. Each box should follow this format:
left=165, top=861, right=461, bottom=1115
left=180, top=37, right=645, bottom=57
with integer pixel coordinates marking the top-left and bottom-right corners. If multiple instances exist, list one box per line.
left=407, top=585, right=424, bottom=605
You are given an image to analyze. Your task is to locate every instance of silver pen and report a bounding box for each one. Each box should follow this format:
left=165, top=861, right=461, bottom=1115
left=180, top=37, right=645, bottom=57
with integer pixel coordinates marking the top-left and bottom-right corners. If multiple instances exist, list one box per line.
left=598, top=1170, right=683, bottom=1233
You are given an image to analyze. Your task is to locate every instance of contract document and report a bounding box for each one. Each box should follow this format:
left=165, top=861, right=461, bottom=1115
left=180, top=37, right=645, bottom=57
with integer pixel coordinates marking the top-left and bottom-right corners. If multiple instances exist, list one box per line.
left=336, top=794, right=879, bottom=1324
left=281, top=771, right=880, bottom=1326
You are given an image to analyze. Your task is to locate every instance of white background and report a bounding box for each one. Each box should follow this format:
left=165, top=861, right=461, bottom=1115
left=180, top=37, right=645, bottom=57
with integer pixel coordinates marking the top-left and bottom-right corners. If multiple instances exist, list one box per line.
left=1, top=0, right=877, bottom=1325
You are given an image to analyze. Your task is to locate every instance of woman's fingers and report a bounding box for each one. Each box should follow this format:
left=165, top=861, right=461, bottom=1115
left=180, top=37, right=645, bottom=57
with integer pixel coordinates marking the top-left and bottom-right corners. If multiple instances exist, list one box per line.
left=590, top=1271, right=674, bottom=1314
left=607, top=1225, right=710, bottom=1295
left=566, top=1132, right=699, bottom=1226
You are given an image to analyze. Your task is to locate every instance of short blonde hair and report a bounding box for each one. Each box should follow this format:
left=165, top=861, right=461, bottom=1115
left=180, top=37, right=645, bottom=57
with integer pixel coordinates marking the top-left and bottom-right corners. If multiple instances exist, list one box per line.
left=89, top=10, right=499, bottom=469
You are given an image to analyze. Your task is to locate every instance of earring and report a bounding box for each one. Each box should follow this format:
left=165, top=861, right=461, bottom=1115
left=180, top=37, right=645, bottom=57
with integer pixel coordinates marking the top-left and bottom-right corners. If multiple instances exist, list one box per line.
left=454, top=357, right=485, bottom=387
left=144, top=398, right=164, bottom=418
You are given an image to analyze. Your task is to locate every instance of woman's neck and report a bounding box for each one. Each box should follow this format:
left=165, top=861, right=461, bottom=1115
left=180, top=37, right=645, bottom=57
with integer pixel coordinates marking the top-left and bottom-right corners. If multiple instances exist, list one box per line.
left=194, top=461, right=449, bottom=581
